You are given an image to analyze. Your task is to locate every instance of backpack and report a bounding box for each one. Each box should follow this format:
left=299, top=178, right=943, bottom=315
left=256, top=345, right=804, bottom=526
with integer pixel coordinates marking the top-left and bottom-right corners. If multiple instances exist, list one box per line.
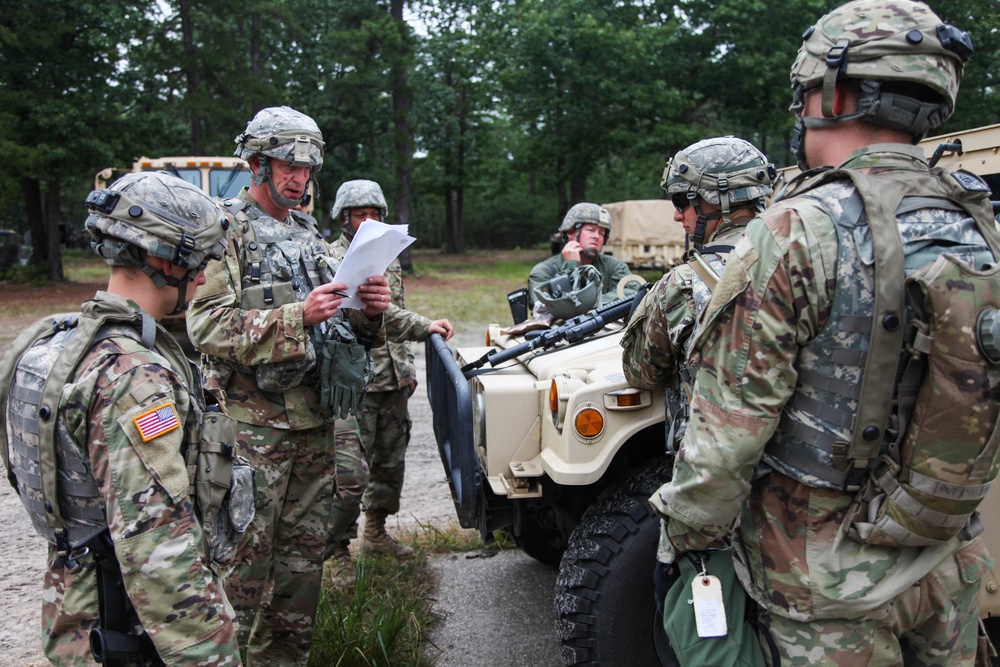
left=786, top=165, right=1000, bottom=547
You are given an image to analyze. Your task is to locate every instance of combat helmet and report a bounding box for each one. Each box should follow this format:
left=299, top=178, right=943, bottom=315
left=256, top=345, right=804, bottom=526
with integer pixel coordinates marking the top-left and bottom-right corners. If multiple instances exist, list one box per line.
left=234, top=106, right=325, bottom=208
left=558, top=203, right=612, bottom=242
left=85, top=171, right=230, bottom=314
left=533, top=265, right=603, bottom=321
left=789, top=0, right=972, bottom=169
left=331, top=179, right=389, bottom=240
left=661, top=136, right=774, bottom=246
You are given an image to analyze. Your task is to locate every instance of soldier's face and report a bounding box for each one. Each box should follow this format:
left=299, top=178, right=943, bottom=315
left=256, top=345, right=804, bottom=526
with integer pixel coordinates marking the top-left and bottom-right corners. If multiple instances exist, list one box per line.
left=574, top=223, right=605, bottom=251
left=269, top=160, right=311, bottom=201
left=348, top=207, right=383, bottom=234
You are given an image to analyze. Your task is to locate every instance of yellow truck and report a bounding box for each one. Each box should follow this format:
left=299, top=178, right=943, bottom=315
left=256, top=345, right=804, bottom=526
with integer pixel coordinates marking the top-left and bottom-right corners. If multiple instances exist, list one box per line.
left=427, top=123, right=1000, bottom=666
left=94, top=155, right=252, bottom=199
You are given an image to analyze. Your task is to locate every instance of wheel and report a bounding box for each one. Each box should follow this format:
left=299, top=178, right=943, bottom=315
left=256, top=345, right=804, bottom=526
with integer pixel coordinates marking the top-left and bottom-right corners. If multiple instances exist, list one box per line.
left=554, top=457, right=674, bottom=666
left=506, top=504, right=577, bottom=568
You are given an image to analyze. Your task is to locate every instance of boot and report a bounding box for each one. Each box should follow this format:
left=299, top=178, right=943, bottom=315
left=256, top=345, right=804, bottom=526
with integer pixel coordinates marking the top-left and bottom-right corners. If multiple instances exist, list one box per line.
left=361, top=510, right=415, bottom=561
left=324, top=541, right=356, bottom=588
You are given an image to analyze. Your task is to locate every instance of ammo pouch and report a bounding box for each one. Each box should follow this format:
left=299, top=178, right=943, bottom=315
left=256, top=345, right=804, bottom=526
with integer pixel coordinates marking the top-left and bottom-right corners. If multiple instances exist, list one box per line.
left=319, top=322, right=370, bottom=420
left=241, top=280, right=318, bottom=392
left=195, top=406, right=255, bottom=564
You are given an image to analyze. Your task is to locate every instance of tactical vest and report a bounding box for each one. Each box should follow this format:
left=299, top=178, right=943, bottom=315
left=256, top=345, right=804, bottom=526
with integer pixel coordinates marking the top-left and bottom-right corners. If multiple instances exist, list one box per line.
left=763, top=164, right=1000, bottom=547
left=224, top=198, right=342, bottom=392
left=0, top=301, right=253, bottom=563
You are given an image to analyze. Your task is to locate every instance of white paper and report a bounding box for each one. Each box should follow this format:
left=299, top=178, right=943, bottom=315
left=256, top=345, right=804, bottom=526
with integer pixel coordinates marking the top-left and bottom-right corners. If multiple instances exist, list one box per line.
left=321, top=219, right=415, bottom=309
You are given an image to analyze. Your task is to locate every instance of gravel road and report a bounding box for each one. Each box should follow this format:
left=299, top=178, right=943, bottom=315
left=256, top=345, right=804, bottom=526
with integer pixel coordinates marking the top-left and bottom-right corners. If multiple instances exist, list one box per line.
left=0, top=326, right=563, bottom=667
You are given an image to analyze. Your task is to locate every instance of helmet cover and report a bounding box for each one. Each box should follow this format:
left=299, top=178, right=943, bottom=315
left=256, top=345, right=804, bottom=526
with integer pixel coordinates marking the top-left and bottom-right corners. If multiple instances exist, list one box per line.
left=85, top=171, right=229, bottom=272
left=533, top=265, right=603, bottom=320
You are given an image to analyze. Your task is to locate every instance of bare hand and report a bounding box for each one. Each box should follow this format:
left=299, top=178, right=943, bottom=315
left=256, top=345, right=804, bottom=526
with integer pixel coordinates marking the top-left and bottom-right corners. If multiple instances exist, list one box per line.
left=356, top=276, right=391, bottom=319
left=561, top=240, right=583, bottom=263
left=303, top=281, right=347, bottom=326
left=429, top=319, right=454, bottom=341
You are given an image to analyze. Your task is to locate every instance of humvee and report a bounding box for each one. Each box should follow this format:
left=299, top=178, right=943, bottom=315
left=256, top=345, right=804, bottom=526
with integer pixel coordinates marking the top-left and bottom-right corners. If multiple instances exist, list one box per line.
left=425, top=123, right=1000, bottom=665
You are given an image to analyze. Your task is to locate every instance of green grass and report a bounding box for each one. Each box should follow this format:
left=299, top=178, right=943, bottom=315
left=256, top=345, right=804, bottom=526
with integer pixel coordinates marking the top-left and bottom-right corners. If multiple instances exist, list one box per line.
left=406, top=248, right=546, bottom=328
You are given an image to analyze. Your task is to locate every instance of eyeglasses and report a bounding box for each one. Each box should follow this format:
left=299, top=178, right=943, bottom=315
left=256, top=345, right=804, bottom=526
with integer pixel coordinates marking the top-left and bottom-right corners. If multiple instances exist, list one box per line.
left=671, top=192, right=694, bottom=211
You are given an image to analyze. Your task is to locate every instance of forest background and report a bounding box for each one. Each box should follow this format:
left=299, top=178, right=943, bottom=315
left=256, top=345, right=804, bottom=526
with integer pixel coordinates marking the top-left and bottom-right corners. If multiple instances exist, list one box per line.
left=2, top=0, right=998, bottom=281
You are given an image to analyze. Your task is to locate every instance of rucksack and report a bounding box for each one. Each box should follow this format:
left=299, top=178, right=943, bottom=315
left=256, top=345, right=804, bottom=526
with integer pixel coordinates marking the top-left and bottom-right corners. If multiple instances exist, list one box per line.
left=783, top=165, right=1000, bottom=547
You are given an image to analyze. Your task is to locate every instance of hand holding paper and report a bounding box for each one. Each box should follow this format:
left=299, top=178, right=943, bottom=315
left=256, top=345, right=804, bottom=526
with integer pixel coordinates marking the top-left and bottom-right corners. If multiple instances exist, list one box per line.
left=320, top=219, right=415, bottom=309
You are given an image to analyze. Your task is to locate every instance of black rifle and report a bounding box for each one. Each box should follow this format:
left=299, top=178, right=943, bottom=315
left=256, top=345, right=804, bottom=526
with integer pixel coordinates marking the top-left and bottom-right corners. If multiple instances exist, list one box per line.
left=461, top=285, right=650, bottom=376
left=82, top=528, right=164, bottom=666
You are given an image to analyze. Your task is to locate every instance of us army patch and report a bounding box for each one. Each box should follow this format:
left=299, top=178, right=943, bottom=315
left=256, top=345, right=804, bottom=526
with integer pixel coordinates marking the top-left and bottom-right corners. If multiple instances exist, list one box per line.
left=133, top=403, right=181, bottom=441
left=952, top=170, right=990, bottom=192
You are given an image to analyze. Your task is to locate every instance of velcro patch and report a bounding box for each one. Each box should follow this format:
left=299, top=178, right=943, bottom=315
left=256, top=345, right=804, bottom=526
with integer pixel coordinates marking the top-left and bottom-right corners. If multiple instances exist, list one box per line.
left=952, top=170, right=990, bottom=192
left=133, top=403, right=180, bottom=442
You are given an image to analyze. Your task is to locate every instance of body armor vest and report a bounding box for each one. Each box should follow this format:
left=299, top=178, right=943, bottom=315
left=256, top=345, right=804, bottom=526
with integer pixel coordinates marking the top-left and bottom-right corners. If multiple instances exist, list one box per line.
left=763, top=164, right=1000, bottom=546
left=225, top=198, right=342, bottom=391
left=0, top=301, right=252, bottom=562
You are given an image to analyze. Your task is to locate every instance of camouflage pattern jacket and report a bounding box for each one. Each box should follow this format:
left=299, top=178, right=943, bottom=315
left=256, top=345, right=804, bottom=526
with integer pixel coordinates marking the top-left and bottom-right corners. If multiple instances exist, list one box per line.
left=528, top=252, right=634, bottom=307
left=187, top=189, right=382, bottom=430
left=622, top=216, right=753, bottom=390
left=43, top=292, right=239, bottom=665
left=649, top=144, right=994, bottom=622
left=329, top=233, right=433, bottom=392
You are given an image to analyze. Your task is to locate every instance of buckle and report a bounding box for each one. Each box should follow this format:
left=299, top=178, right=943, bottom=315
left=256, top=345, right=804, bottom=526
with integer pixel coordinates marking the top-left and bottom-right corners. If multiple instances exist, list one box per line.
left=825, top=40, right=848, bottom=68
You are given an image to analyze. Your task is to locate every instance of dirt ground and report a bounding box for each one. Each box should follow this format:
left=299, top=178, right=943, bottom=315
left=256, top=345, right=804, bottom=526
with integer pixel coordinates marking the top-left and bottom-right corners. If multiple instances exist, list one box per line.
left=0, top=280, right=482, bottom=666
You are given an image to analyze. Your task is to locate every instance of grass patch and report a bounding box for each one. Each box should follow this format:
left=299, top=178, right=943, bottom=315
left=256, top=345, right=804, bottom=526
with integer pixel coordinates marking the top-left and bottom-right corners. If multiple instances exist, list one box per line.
left=311, top=555, right=437, bottom=667
left=405, top=248, right=546, bottom=329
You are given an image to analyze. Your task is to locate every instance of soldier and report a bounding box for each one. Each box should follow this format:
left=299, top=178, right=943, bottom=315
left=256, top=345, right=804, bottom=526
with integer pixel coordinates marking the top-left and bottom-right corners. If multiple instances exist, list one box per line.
left=620, top=137, right=773, bottom=616
left=0, top=172, right=242, bottom=666
left=324, top=179, right=454, bottom=573
left=528, top=203, right=635, bottom=312
left=645, top=1, right=998, bottom=664
left=186, top=106, right=391, bottom=666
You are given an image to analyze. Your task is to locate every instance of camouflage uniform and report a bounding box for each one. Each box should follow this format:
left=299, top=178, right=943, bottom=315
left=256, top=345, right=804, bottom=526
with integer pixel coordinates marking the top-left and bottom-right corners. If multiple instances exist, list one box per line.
left=36, top=293, right=241, bottom=666
left=187, top=187, right=381, bottom=666
left=648, top=145, right=993, bottom=666
left=325, top=233, right=435, bottom=542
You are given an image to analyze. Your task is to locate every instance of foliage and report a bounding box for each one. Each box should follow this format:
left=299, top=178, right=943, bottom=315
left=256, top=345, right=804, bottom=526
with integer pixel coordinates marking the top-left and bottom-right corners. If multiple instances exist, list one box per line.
left=2, top=0, right=998, bottom=273
left=310, top=555, right=437, bottom=667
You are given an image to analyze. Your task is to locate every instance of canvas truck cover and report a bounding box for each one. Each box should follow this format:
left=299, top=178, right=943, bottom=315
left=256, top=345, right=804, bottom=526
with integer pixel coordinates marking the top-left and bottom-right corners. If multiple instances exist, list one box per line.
left=601, top=199, right=686, bottom=270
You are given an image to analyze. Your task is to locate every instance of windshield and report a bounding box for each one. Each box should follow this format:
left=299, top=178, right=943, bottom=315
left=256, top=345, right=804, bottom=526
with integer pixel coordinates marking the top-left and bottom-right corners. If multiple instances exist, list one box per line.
left=211, top=168, right=251, bottom=199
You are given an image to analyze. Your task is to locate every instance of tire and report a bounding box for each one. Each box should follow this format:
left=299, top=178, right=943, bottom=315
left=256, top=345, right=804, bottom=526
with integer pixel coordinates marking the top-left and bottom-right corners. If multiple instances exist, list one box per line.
left=554, top=457, right=674, bottom=666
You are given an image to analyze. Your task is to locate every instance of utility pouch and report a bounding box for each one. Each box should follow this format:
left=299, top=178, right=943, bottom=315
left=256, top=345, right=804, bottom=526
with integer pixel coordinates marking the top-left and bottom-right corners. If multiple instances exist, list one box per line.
left=196, top=407, right=255, bottom=564
left=319, top=322, right=369, bottom=420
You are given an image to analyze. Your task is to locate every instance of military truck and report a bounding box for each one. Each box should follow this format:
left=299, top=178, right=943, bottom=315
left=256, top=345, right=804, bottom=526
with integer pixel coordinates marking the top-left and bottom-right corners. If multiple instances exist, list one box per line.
left=426, top=123, right=1000, bottom=665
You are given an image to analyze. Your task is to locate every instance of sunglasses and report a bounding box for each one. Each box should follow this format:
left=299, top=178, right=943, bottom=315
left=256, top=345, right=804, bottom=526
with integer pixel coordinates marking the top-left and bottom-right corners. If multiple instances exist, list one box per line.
left=671, top=192, right=694, bottom=211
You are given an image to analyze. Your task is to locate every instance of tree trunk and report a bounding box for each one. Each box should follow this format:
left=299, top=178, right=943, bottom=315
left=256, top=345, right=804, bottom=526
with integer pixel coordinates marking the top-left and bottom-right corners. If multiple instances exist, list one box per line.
left=178, top=0, right=203, bottom=154
left=250, top=11, right=261, bottom=111
left=390, top=0, right=415, bottom=272
left=570, top=176, right=586, bottom=206
left=23, top=176, right=64, bottom=282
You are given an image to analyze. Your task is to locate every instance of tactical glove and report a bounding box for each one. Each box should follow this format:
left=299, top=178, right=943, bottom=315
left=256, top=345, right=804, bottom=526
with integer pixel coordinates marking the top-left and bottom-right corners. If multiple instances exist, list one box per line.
left=320, top=322, right=369, bottom=419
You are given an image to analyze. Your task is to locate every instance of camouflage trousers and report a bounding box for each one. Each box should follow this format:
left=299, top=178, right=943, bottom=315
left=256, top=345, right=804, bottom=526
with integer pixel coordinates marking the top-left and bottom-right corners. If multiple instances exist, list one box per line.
left=326, top=414, right=370, bottom=556
left=358, top=388, right=411, bottom=515
left=757, top=539, right=989, bottom=666
left=224, top=421, right=337, bottom=667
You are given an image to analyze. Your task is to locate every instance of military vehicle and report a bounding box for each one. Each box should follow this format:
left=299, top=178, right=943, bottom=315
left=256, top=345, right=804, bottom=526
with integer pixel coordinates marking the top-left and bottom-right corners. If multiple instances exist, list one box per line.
left=425, top=123, right=1000, bottom=665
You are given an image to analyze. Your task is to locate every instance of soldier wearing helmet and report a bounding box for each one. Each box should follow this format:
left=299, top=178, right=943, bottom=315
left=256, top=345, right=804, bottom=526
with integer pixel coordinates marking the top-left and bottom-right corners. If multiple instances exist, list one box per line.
left=621, top=137, right=773, bottom=661
left=322, top=180, right=454, bottom=579
left=0, top=172, right=241, bottom=665
left=187, top=107, right=392, bottom=665
left=645, top=2, right=997, bottom=665
left=528, top=202, right=636, bottom=319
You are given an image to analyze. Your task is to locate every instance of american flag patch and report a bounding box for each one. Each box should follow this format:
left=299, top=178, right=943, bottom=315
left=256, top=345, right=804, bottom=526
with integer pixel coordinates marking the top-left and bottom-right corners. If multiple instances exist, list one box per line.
left=133, top=404, right=181, bottom=442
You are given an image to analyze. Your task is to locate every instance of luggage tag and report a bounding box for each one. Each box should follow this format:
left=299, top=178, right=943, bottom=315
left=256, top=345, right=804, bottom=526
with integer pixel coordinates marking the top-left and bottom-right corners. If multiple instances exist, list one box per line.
left=690, top=556, right=727, bottom=638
